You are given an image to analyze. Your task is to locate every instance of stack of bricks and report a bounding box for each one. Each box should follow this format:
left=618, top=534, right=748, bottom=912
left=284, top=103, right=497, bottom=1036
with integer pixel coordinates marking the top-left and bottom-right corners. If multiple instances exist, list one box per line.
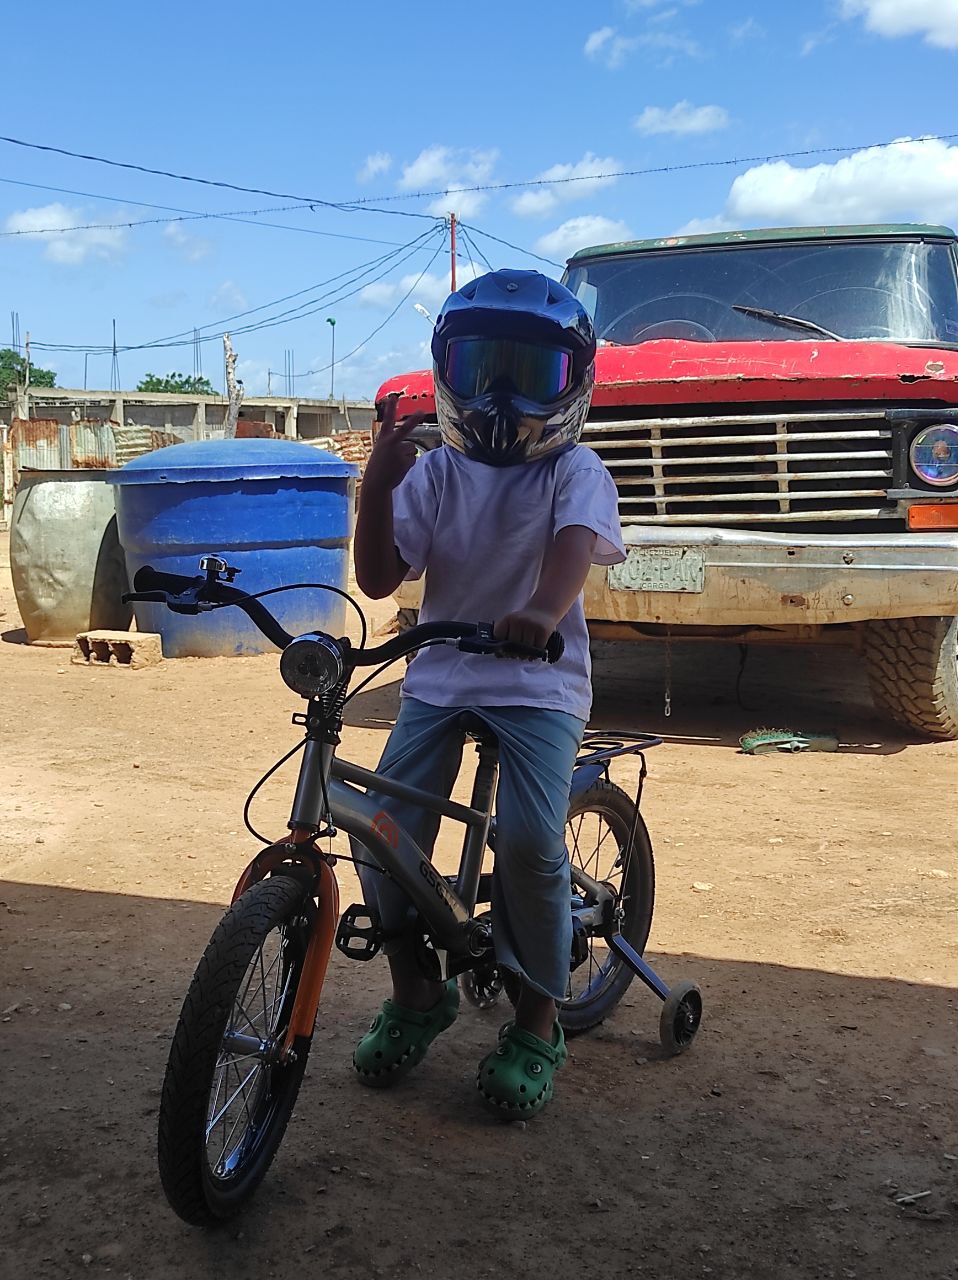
left=311, top=431, right=373, bottom=488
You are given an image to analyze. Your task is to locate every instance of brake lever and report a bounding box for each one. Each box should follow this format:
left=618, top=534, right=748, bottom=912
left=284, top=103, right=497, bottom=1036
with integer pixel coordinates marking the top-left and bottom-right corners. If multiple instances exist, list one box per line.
left=121, top=587, right=217, bottom=614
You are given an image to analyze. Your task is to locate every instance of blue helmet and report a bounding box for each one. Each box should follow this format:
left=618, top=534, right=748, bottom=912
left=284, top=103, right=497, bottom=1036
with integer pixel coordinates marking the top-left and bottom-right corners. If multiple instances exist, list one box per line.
left=431, top=269, right=596, bottom=466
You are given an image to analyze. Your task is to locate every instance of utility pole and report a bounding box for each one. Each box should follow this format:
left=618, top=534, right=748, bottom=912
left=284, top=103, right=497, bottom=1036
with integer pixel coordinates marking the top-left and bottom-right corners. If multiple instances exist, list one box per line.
left=222, top=333, right=244, bottom=439
left=24, top=331, right=31, bottom=388
left=449, top=212, right=457, bottom=292
left=326, top=317, right=336, bottom=399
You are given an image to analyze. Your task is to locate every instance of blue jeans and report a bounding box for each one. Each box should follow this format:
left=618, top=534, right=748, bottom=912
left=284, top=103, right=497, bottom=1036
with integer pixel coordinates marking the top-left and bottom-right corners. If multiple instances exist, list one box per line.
left=354, top=697, right=585, bottom=1001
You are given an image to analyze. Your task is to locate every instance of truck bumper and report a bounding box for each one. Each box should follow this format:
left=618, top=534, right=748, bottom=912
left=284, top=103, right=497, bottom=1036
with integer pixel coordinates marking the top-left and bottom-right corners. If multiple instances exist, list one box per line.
left=586, top=526, right=958, bottom=627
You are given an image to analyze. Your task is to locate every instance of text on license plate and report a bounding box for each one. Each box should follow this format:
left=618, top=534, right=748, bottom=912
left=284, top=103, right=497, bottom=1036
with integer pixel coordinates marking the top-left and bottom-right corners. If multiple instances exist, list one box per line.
left=609, top=546, right=706, bottom=594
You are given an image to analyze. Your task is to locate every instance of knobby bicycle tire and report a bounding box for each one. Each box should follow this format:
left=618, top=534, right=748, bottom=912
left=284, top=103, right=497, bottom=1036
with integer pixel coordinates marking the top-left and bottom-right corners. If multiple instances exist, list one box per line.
left=157, top=876, right=313, bottom=1225
left=503, top=779, right=655, bottom=1035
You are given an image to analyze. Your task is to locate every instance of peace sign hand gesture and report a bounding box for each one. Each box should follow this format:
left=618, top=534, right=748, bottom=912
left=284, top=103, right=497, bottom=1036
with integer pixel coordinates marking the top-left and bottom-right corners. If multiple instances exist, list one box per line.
left=365, top=393, right=424, bottom=492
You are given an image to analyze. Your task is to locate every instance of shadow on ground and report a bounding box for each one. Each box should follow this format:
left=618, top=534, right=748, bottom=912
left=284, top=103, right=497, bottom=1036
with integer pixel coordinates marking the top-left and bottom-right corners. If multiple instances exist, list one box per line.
left=344, top=638, right=923, bottom=757
left=2, top=878, right=954, bottom=1280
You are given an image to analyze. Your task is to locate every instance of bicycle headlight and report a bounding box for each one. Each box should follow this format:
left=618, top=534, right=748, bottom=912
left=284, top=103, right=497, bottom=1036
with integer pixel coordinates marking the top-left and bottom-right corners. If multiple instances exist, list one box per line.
left=910, top=423, right=958, bottom=488
left=280, top=633, right=345, bottom=698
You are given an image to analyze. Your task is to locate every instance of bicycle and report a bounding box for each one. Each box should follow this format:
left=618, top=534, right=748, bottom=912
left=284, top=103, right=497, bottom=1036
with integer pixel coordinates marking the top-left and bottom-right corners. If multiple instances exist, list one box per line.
left=125, top=556, right=703, bottom=1226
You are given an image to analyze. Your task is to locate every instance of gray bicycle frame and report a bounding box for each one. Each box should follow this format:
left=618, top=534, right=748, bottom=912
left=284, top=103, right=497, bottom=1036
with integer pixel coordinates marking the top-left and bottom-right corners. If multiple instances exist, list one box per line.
left=287, top=734, right=612, bottom=961
left=288, top=735, right=499, bottom=957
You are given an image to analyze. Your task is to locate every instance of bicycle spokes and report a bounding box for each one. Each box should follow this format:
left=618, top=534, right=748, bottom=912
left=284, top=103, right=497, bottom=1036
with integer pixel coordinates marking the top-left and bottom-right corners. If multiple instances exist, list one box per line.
left=205, top=925, right=297, bottom=1178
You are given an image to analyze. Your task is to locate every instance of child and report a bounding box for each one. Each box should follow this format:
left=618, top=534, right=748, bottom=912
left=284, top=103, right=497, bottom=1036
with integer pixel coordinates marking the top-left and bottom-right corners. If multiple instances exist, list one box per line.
left=351, top=269, right=625, bottom=1117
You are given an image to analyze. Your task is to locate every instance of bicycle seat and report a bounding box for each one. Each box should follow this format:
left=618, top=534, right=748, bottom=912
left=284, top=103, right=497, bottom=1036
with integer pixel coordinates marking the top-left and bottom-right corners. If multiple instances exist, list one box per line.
left=457, top=711, right=498, bottom=748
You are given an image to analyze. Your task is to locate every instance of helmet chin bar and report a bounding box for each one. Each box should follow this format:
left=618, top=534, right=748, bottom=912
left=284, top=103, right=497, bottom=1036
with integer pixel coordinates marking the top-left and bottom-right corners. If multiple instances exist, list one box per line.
left=436, top=373, right=594, bottom=467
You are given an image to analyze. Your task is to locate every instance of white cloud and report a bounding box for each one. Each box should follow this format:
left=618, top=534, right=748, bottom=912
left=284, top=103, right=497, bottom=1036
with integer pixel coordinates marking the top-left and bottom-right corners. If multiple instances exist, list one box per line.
left=357, top=151, right=392, bottom=183
left=4, top=202, right=126, bottom=264
left=672, top=215, right=734, bottom=236
left=634, top=101, right=729, bottom=136
left=300, top=340, right=433, bottom=401
left=725, top=137, right=958, bottom=225
left=398, top=145, right=498, bottom=217
left=511, top=152, right=622, bottom=218
left=235, top=359, right=269, bottom=396
left=583, top=26, right=638, bottom=67
left=842, top=0, right=958, bottom=49
left=358, top=262, right=483, bottom=309
left=730, top=17, right=763, bottom=41
left=681, top=137, right=958, bottom=232
left=164, top=222, right=211, bottom=262
left=209, top=281, right=248, bottom=312
left=535, top=216, right=633, bottom=264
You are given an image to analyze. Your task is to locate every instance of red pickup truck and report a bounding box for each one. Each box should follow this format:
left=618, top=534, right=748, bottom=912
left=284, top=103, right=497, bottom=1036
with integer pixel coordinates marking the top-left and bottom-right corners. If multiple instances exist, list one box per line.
left=378, top=224, right=958, bottom=739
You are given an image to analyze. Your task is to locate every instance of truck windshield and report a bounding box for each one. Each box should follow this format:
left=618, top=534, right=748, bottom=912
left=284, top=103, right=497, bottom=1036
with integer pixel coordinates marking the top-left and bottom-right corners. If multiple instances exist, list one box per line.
left=563, top=239, right=958, bottom=346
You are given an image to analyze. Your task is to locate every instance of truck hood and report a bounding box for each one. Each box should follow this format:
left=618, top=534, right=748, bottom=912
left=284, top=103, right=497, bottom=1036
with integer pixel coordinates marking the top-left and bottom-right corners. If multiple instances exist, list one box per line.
left=377, top=339, right=958, bottom=415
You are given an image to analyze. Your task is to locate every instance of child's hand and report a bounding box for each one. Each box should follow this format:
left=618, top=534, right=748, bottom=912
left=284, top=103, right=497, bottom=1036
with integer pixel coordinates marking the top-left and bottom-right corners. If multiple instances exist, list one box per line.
left=494, top=607, right=557, bottom=655
left=366, top=394, right=424, bottom=492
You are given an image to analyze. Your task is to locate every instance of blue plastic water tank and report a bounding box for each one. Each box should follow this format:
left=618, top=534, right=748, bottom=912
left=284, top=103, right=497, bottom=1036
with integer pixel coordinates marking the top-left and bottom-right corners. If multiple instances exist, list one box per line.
left=107, top=438, right=359, bottom=657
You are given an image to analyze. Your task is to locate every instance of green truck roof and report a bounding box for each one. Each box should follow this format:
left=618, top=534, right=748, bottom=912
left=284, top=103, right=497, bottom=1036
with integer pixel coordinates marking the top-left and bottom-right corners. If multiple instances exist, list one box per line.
left=567, top=223, right=958, bottom=263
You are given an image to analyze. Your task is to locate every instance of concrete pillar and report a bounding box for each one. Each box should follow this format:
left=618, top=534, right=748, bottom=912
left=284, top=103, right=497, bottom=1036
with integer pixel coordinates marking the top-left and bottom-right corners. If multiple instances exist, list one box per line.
left=112, top=397, right=125, bottom=426
left=193, top=400, right=207, bottom=441
left=286, top=402, right=298, bottom=438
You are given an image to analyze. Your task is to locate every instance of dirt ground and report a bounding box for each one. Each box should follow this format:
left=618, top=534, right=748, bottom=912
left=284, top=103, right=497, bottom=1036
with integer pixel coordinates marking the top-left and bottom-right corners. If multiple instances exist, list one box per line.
left=1, top=528, right=956, bottom=1280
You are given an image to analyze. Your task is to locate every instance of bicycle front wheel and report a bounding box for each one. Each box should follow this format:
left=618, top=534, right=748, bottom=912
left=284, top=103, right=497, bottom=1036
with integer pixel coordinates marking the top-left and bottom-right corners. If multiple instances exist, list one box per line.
left=157, top=876, right=313, bottom=1225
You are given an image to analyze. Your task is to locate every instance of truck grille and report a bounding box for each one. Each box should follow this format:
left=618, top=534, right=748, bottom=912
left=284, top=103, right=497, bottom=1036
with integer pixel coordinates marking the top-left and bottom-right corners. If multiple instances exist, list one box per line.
left=584, top=408, right=896, bottom=526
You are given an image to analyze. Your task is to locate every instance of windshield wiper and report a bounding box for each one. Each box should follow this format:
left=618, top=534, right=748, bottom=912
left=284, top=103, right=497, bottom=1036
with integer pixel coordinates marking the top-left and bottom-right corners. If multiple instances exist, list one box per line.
left=731, top=304, right=845, bottom=341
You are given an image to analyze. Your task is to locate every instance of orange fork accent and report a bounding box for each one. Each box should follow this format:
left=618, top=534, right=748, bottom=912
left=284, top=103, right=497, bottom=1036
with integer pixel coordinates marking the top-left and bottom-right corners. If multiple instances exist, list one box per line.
left=283, top=857, right=340, bottom=1053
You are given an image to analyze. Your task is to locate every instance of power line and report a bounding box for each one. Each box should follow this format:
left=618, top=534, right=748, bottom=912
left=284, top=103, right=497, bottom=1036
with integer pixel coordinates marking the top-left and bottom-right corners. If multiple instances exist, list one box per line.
left=31, top=222, right=442, bottom=351
left=0, top=133, right=435, bottom=219
left=0, top=201, right=418, bottom=249
left=345, top=132, right=958, bottom=207
left=29, top=224, right=447, bottom=355
left=459, top=222, right=562, bottom=269
left=284, top=235, right=447, bottom=383
left=459, top=223, right=494, bottom=273
left=0, top=176, right=421, bottom=248
left=7, top=129, right=958, bottom=220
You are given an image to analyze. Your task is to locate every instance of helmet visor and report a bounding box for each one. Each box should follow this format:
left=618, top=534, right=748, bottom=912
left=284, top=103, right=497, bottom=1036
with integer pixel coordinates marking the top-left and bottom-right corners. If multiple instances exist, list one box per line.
left=443, top=337, right=572, bottom=403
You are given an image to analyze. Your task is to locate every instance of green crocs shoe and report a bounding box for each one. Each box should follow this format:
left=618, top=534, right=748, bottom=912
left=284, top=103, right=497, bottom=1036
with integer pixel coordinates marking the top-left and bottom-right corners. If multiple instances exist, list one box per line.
left=476, top=1021, right=568, bottom=1119
left=353, top=979, right=459, bottom=1088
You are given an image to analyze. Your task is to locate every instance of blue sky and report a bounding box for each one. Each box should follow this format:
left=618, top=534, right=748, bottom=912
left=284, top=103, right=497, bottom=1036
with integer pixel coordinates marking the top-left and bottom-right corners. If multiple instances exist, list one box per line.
left=4, top=0, right=958, bottom=399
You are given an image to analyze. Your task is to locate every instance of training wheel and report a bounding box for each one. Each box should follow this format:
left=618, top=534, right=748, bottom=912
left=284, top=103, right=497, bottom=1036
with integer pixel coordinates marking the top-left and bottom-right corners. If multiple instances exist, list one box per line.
left=460, top=965, right=503, bottom=1010
left=659, top=981, right=702, bottom=1056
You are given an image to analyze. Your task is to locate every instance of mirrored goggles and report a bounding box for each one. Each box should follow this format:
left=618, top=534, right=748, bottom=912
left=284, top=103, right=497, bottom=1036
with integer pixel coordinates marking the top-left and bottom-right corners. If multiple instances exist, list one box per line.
left=443, top=337, right=573, bottom=403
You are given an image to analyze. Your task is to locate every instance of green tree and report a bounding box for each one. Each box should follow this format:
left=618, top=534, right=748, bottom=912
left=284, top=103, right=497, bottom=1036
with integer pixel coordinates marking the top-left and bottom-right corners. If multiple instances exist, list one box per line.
left=0, top=347, right=56, bottom=389
left=136, top=372, right=216, bottom=395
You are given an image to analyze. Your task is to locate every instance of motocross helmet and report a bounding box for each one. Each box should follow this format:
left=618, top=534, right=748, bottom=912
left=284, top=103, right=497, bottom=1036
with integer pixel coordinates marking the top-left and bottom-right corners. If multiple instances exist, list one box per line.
left=431, top=269, right=596, bottom=466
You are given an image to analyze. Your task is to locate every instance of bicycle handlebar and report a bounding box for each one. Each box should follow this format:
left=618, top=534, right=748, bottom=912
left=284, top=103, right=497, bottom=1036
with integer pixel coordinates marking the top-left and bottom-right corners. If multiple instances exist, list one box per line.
left=124, top=565, right=565, bottom=666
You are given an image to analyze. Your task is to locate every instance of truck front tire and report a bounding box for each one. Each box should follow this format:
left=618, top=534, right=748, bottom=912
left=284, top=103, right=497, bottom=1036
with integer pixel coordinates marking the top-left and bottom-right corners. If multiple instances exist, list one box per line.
left=863, top=616, right=958, bottom=741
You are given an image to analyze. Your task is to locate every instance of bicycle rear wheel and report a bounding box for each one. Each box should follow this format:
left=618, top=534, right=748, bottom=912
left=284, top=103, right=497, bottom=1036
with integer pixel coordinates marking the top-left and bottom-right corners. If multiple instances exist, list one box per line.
left=503, top=779, right=655, bottom=1035
left=158, top=875, right=313, bottom=1225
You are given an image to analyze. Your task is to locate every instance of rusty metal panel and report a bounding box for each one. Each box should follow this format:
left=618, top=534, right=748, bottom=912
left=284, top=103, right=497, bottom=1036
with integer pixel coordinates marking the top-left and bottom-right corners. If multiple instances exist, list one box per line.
left=113, top=424, right=180, bottom=465
left=71, top=419, right=116, bottom=469
left=9, top=419, right=64, bottom=473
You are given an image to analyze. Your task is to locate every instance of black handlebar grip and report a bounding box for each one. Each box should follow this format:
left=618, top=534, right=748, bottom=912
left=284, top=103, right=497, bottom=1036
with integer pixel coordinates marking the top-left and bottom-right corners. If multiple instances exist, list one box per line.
left=545, top=631, right=565, bottom=664
left=132, top=565, right=203, bottom=594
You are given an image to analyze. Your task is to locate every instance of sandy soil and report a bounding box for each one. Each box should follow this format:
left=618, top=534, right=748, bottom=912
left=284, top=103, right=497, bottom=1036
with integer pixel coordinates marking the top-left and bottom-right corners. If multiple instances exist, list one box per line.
left=1, top=528, right=956, bottom=1280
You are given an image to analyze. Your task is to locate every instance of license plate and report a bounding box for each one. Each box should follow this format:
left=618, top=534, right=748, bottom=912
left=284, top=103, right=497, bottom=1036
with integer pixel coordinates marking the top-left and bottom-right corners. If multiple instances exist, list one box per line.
left=609, top=546, right=706, bottom=593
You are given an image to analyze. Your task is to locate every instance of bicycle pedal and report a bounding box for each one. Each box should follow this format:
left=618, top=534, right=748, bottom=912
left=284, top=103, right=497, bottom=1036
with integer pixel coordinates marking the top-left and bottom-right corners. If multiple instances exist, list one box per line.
left=336, top=905, right=384, bottom=961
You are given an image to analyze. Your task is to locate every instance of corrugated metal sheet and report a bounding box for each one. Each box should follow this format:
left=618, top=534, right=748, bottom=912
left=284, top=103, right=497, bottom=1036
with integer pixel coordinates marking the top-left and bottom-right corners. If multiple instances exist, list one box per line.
left=113, top=424, right=180, bottom=466
left=71, top=420, right=117, bottom=469
left=9, top=418, right=179, bottom=480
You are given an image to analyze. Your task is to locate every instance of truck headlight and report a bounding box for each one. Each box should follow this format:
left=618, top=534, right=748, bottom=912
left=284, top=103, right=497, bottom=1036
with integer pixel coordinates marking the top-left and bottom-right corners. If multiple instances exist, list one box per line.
left=910, top=424, right=958, bottom=488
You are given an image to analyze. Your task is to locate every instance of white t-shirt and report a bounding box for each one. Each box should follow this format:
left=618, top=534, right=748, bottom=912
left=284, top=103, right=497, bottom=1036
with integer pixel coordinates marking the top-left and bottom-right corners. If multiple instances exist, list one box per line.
left=393, top=444, right=625, bottom=722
